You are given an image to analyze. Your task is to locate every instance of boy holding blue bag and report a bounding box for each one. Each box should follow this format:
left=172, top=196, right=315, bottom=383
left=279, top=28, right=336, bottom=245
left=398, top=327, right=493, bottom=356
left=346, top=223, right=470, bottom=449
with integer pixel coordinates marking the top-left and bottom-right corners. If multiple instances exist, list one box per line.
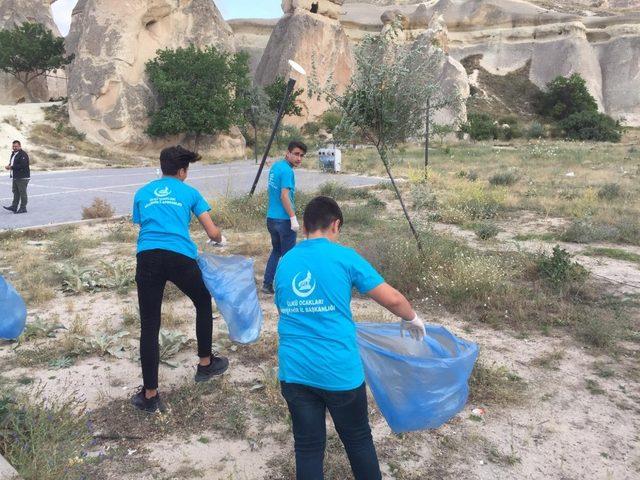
left=274, top=196, right=425, bottom=480
left=130, top=145, right=228, bottom=413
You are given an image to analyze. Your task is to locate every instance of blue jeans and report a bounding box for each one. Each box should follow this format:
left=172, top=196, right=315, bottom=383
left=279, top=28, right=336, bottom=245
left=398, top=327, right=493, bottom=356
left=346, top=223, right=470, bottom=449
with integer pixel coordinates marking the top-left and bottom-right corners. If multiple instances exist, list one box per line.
left=281, top=382, right=382, bottom=480
left=264, top=218, right=297, bottom=287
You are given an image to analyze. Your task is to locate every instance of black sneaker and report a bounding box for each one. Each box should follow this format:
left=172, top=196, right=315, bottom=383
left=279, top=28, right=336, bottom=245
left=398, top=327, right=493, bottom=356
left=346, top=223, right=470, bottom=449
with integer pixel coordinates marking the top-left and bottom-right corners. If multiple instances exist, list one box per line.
left=262, top=284, right=275, bottom=295
left=3, top=206, right=16, bottom=212
left=130, top=387, right=165, bottom=413
left=195, top=353, right=229, bottom=383
left=14, top=208, right=26, bottom=214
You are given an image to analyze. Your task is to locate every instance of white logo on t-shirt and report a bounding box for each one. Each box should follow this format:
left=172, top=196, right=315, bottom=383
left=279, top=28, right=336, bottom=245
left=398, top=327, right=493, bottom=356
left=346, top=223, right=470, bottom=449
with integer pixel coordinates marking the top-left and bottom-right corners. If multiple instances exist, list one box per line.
left=292, top=271, right=316, bottom=298
left=154, top=186, right=171, bottom=198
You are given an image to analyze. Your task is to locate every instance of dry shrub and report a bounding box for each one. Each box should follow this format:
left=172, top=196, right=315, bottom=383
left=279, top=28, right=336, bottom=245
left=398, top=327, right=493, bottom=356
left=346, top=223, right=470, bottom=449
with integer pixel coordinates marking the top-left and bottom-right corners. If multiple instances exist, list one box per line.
left=81, top=198, right=115, bottom=219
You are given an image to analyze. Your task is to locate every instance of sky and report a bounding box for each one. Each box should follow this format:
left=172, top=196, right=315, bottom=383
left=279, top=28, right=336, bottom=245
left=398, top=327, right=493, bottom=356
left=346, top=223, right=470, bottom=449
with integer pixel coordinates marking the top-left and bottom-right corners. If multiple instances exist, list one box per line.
left=51, top=0, right=282, bottom=36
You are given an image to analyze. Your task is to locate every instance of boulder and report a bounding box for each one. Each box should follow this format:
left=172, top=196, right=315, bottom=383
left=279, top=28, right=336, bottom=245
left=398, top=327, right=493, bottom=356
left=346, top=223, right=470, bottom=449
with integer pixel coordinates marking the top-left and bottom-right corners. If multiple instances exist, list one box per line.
left=282, top=0, right=344, bottom=20
left=66, top=0, right=243, bottom=155
left=255, top=8, right=353, bottom=125
left=0, top=0, right=62, bottom=104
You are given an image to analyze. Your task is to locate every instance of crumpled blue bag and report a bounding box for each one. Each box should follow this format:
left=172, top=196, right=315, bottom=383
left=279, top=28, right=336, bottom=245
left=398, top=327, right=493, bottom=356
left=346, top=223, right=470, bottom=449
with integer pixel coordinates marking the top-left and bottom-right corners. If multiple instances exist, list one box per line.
left=0, top=275, right=27, bottom=340
left=356, top=322, right=478, bottom=433
left=197, top=253, right=263, bottom=344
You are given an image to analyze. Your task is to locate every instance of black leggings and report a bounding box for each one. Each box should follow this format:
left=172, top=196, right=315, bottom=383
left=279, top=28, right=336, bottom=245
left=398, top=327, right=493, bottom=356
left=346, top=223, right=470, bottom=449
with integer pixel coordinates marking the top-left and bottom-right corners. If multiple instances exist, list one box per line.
left=136, top=249, right=213, bottom=389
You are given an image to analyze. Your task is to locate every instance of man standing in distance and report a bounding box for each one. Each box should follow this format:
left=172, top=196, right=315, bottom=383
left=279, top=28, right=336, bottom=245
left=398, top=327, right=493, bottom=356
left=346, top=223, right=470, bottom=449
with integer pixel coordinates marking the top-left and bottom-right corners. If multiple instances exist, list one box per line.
left=3, top=141, right=30, bottom=214
left=262, top=140, right=307, bottom=294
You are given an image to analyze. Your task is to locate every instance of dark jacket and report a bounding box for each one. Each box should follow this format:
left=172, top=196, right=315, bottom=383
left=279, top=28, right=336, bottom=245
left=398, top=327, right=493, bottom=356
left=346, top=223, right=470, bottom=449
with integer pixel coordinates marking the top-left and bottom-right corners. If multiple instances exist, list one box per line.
left=9, top=150, right=30, bottom=180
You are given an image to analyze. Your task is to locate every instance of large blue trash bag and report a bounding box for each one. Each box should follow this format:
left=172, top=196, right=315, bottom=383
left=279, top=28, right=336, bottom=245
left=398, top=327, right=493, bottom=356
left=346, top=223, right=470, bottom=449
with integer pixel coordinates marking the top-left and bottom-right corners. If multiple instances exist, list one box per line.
left=0, top=275, right=27, bottom=340
left=197, top=253, right=263, bottom=344
left=356, top=322, right=478, bottom=433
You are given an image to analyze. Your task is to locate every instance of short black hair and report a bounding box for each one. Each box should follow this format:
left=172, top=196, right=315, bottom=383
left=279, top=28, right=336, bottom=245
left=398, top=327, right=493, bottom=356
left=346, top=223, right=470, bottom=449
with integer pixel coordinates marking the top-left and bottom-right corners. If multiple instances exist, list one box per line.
left=160, top=145, right=201, bottom=175
left=303, top=196, right=343, bottom=233
left=288, top=140, right=307, bottom=154
left=12, top=140, right=20, bottom=146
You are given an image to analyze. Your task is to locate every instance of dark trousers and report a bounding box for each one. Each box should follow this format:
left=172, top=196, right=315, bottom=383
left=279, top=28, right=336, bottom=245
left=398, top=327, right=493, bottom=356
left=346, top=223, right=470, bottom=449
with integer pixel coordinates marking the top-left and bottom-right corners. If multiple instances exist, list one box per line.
left=11, top=179, right=29, bottom=209
left=136, top=249, right=213, bottom=389
left=281, top=382, right=382, bottom=480
left=263, top=218, right=297, bottom=287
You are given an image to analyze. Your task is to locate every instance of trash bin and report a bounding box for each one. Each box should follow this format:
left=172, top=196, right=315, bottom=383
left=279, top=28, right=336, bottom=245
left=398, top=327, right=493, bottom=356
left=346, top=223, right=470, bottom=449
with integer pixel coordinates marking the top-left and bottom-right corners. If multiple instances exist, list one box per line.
left=318, top=147, right=342, bottom=173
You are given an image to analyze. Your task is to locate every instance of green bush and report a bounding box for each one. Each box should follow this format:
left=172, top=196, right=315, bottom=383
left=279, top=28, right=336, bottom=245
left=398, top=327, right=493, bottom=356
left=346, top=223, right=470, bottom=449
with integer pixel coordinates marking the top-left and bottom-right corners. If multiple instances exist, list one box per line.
left=559, top=111, right=622, bottom=142
left=302, top=121, right=320, bottom=135
left=597, top=183, right=622, bottom=200
left=526, top=122, right=545, bottom=139
left=535, top=73, right=598, bottom=120
left=319, top=109, right=342, bottom=133
left=460, top=113, right=497, bottom=141
left=474, top=222, right=500, bottom=240
left=410, top=182, right=438, bottom=209
left=489, top=171, right=519, bottom=186
left=496, top=117, right=522, bottom=140
left=537, top=245, right=587, bottom=289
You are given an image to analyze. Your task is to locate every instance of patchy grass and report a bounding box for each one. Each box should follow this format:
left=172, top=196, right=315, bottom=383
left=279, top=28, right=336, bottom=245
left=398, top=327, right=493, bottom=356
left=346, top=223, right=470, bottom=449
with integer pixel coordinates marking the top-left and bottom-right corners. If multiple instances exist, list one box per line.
left=583, top=247, right=640, bottom=265
left=0, top=389, right=92, bottom=480
left=469, top=360, right=527, bottom=407
left=531, top=349, right=565, bottom=370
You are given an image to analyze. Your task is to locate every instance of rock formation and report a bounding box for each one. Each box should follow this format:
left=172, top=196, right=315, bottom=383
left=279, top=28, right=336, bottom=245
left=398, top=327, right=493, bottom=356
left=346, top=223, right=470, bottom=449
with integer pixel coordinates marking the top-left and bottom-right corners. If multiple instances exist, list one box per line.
left=255, top=1, right=353, bottom=125
left=0, top=0, right=63, bottom=104
left=66, top=0, right=243, bottom=155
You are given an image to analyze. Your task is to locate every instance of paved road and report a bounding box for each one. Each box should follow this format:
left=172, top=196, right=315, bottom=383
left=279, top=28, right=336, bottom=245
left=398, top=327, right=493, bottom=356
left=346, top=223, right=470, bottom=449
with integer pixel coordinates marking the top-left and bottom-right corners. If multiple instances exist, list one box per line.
left=0, top=160, right=384, bottom=230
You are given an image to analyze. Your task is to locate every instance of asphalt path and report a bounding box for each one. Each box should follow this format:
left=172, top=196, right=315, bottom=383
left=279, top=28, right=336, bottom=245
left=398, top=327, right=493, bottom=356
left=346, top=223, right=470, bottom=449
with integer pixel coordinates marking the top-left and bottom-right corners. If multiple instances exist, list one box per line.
left=0, top=160, right=384, bottom=230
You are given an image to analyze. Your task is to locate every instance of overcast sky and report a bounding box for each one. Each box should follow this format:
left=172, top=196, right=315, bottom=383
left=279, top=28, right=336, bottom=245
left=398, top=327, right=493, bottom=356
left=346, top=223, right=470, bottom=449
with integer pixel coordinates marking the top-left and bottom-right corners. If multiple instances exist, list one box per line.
left=51, top=0, right=282, bottom=36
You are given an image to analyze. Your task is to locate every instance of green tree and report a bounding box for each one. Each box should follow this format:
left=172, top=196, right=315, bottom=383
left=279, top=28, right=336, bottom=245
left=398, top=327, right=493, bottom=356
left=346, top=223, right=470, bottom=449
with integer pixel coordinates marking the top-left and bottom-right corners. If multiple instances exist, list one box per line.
left=310, top=26, right=460, bottom=249
left=536, top=73, right=598, bottom=120
left=0, top=22, right=73, bottom=102
left=146, top=45, right=250, bottom=149
left=264, top=76, right=304, bottom=117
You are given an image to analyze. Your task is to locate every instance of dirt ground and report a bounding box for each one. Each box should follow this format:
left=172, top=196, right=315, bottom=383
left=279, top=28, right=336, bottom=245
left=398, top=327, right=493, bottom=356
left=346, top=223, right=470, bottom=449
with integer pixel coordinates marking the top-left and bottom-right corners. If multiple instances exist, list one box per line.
left=1, top=194, right=639, bottom=480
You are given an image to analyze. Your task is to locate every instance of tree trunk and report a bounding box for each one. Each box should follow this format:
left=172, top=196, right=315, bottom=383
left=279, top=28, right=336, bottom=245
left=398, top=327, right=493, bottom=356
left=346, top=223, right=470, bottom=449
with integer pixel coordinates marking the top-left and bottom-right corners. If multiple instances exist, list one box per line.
left=424, top=98, right=430, bottom=180
left=378, top=147, right=423, bottom=251
left=17, top=74, right=36, bottom=102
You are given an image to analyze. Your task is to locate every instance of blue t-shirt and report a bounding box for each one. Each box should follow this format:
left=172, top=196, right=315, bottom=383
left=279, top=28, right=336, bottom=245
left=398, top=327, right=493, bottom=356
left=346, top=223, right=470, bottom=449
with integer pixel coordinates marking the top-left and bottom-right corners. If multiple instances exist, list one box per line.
left=267, top=160, right=295, bottom=220
left=275, top=238, right=385, bottom=391
left=132, top=177, right=211, bottom=259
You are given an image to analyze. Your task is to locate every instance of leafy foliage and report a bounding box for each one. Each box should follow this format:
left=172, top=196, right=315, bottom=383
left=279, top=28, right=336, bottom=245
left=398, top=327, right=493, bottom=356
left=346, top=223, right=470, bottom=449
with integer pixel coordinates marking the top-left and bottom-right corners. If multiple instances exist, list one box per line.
left=0, top=22, right=73, bottom=101
left=536, top=73, right=598, bottom=120
left=460, top=113, right=497, bottom=141
left=559, top=111, right=622, bottom=142
left=264, top=76, right=304, bottom=117
left=309, top=24, right=460, bottom=248
left=537, top=245, right=587, bottom=289
left=146, top=46, right=250, bottom=146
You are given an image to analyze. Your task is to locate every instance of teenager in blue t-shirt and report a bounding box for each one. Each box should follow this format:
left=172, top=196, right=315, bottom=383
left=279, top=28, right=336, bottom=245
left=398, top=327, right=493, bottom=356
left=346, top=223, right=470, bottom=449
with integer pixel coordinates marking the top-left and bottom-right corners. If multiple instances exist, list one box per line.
left=274, top=196, right=426, bottom=480
left=262, top=140, right=307, bottom=294
left=130, top=146, right=228, bottom=413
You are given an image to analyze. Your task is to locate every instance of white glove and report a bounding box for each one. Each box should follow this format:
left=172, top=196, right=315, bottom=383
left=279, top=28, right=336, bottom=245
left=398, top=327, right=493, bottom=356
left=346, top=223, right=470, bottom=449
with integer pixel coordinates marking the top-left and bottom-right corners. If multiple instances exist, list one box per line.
left=290, top=216, right=300, bottom=232
left=207, top=235, right=227, bottom=247
left=401, top=314, right=426, bottom=341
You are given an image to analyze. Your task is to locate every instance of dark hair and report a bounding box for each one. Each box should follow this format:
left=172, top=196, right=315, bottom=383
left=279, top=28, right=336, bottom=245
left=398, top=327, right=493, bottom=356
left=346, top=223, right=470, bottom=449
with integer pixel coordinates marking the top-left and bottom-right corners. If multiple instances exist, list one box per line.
left=160, top=145, right=201, bottom=175
left=288, top=140, right=308, bottom=154
left=12, top=140, right=21, bottom=146
left=303, top=196, right=343, bottom=233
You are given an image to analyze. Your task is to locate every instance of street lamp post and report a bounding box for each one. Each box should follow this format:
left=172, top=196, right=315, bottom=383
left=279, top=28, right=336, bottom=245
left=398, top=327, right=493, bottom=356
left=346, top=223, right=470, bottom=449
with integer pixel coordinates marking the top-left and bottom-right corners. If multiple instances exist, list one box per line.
left=249, top=60, right=306, bottom=196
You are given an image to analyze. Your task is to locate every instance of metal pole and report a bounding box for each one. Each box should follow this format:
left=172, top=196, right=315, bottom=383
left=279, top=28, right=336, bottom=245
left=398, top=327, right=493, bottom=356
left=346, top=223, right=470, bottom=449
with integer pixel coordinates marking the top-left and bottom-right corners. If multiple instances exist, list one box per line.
left=249, top=77, right=296, bottom=196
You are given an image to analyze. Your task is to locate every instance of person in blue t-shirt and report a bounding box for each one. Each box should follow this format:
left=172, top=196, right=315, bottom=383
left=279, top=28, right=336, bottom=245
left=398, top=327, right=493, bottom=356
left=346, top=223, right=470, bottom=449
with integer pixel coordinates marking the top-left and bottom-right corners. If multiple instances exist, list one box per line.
left=130, top=146, right=229, bottom=413
left=262, top=140, right=307, bottom=295
left=274, top=196, right=426, bottom=480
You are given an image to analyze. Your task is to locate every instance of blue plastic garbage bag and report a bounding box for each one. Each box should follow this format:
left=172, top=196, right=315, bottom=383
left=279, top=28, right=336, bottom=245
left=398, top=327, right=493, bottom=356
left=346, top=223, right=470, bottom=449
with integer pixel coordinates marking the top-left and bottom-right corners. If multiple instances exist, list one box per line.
left=356, top=322, right=478, bottom=433
left=0, top=275, right=27, bottom=340
left=197, top=253, right=263, bottom=344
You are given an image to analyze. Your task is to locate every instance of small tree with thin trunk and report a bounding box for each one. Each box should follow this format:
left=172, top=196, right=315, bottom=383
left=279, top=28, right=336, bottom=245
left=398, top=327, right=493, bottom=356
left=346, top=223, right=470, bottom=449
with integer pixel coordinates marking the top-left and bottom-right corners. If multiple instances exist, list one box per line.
left=309, top=26, right=459, bottom=250
left=0, top=22, right=73, bottom=102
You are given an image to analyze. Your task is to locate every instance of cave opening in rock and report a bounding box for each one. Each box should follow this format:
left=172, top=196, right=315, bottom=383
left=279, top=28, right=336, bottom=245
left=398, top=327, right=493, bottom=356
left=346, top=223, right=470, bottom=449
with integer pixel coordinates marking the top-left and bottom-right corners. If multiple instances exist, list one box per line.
left=145, top=20, right=157, bottom=29
left=311, top=2, right=319, bottom=14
